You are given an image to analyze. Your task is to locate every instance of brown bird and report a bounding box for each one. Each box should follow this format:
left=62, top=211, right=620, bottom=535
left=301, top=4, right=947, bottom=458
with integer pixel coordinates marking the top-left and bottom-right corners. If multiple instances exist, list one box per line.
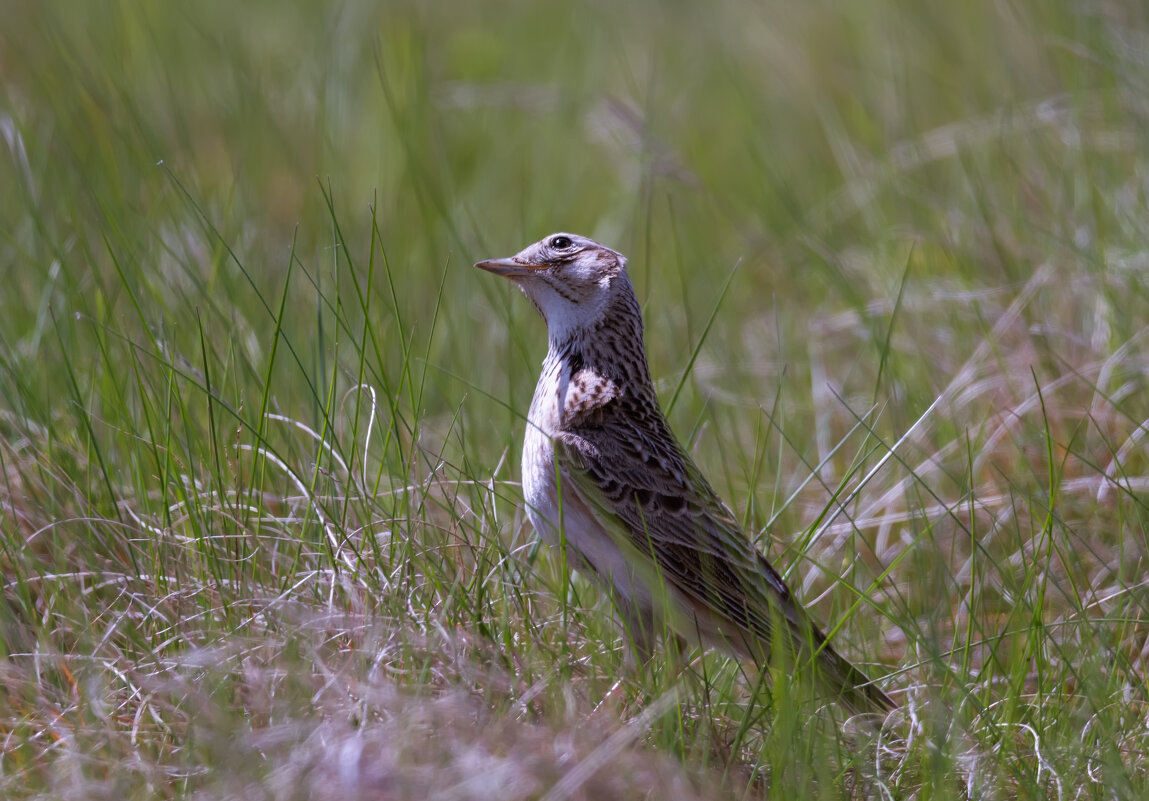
left=476, top=233, right=895, bottom=717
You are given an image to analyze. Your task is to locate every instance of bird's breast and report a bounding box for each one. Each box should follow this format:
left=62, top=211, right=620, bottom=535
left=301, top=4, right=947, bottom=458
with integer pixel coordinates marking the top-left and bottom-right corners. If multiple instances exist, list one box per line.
left=522, top=360, right=563, bottom=541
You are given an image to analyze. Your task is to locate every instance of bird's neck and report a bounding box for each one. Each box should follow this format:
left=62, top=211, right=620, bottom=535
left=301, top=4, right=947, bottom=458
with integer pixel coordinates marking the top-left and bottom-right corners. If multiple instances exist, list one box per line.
left=544, top=285, right=655, bottom=397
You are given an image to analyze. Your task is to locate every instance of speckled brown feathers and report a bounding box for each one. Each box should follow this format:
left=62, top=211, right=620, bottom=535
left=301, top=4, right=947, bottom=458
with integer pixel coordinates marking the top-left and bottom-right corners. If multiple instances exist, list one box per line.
left=476, top=233, right=895, bottom=717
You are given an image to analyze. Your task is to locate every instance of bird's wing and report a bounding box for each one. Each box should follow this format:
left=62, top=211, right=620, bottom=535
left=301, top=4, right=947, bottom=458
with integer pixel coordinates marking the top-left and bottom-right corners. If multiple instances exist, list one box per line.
left=553, top=398, right=811, bottom=653
left=554, top=404, right=896, bottom=714
left=549, top=367, right=895, bottom=713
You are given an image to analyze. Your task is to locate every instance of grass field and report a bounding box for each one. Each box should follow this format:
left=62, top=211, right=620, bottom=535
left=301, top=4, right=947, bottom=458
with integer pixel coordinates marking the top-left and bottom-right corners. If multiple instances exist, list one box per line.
left=2, top=1, right=1148, bottom=798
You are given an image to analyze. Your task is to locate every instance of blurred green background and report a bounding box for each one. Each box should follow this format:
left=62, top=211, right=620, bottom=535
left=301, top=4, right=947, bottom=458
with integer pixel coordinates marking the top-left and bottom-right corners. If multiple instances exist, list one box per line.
left=6, top=0, right=1144, bottom=494
left=2, top=1, right=1148, bottom=798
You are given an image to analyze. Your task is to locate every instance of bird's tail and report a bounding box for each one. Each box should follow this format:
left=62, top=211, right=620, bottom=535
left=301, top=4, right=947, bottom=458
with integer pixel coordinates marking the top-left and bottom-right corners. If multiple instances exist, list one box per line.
left=811, top=636, right=897, bottom=719
left=745, top=552, right=897, bottom=719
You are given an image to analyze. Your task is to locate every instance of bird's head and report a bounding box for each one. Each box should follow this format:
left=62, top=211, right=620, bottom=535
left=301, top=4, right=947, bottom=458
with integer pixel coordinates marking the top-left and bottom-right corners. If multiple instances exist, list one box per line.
left=475, top=233, right=630, bottom=342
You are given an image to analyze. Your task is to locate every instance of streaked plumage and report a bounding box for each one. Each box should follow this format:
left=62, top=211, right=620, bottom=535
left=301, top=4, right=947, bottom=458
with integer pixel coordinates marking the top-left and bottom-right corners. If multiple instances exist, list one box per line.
left=476, top=233, right=895, bottom=717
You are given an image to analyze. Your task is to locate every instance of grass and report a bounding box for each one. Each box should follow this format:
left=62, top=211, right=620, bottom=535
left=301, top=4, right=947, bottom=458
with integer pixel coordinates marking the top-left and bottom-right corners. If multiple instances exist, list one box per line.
left=1, top=0, right=1148, bottom=798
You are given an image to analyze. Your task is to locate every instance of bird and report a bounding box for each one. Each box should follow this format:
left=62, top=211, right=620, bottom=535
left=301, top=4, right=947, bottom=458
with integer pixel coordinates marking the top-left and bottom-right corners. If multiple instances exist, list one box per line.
left=475, top=232, right=895, bottom=717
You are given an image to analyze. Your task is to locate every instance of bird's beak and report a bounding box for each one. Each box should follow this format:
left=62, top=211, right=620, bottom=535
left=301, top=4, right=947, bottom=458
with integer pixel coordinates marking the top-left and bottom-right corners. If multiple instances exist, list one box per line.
left=474, top=257, right=545, bottom=278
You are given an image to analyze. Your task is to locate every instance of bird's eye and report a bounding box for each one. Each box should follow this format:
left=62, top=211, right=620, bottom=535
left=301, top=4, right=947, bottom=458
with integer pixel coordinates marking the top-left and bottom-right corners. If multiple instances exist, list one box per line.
left=550, top=236, right=573, bottom=250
